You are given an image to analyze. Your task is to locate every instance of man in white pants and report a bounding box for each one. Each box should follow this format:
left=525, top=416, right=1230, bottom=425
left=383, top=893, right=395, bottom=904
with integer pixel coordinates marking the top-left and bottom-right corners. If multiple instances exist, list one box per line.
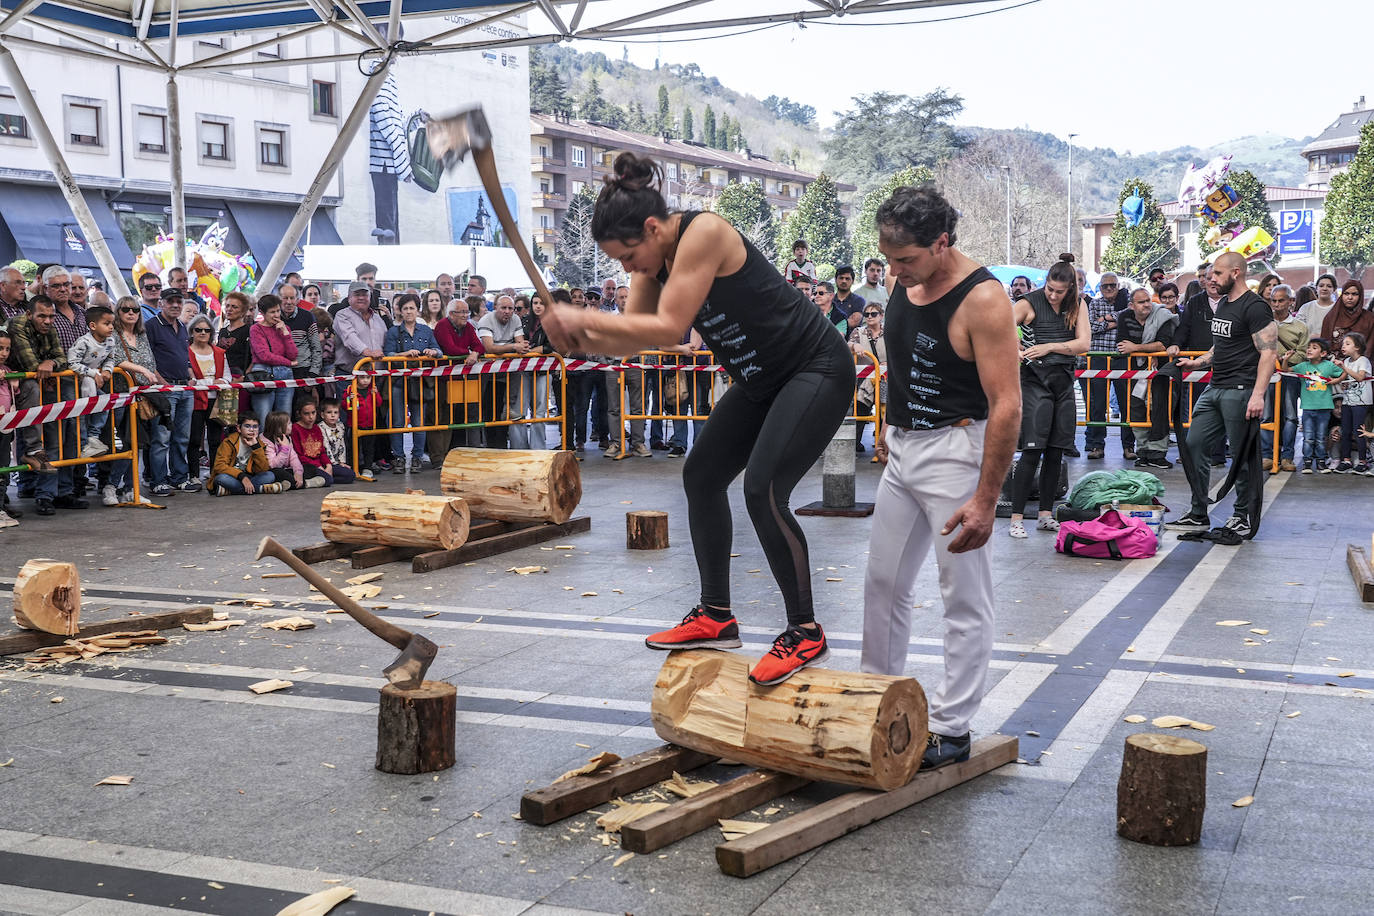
left=860, top=186, right=1022, bottom=770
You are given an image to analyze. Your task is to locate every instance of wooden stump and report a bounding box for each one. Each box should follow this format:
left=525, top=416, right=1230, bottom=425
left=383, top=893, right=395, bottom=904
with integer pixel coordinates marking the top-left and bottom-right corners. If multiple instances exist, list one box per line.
left=651, top=650, right=927, bottom=790
left=626, top=511, right=669, bottom=550
left=1116, top=733, right=1207, bottom=846
left=320, top=492, right=470, bottom=550
left=13, top=559, right=81, bottom=635
left=440, top=448, right=581, bottom=524
left=375, top=680, right=457, bottom=775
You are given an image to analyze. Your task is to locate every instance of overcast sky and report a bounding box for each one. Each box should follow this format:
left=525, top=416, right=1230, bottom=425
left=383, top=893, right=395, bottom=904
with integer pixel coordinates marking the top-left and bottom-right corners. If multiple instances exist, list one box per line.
left=570, top=0, right=1371, bottom=153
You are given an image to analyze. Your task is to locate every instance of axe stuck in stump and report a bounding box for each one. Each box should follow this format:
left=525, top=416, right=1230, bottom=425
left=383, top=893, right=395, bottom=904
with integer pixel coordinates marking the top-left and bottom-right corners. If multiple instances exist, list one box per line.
left=255, top=536, right=455, bottom=774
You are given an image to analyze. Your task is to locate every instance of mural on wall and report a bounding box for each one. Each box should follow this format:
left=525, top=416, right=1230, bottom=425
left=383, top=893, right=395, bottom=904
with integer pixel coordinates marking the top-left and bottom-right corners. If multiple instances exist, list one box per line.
left=447, top=186, right=517, bottom=247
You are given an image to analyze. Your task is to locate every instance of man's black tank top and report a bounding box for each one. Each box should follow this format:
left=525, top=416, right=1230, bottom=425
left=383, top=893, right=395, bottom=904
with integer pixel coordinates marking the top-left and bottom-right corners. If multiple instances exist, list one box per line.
left=657, top=211, right=848, bottom=399
left=885, top=266, right=996, bottom=430
left=1022, top=288, right=1077, bottom=368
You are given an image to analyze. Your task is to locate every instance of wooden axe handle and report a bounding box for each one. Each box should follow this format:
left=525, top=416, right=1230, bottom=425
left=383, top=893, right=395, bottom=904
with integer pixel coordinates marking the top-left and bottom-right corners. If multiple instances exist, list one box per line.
left=473, top=146, right=556, bottom=310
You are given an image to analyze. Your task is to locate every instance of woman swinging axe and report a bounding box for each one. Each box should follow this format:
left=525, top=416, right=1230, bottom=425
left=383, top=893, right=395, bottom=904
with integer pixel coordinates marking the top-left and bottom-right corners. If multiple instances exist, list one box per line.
left=542, top=153, right=855, bottom=686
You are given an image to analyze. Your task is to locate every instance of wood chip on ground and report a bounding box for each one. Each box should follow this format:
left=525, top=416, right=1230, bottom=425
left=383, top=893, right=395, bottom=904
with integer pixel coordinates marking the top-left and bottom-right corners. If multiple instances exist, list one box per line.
left=344, top=572, right=383, bottom=586
left=553, top=752, right=621, bottom=783
left=95, top=775, right=133, bottom=786
left=661, top=771, right=715, bottom=798
left=184, top=619, right=245, bottom=632
left=718, top=819, right=768, bottom=840
left=597, top=802, right=670, bottom=832
left=248, top=679, right=293, bottom=695
left=261, top=616, right=316, bottom=631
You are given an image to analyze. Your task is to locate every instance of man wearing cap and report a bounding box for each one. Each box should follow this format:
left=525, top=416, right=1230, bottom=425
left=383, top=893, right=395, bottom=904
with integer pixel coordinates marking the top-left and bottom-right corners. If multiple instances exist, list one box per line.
left=334, top=281, right=388, bottom=375
left=145, top=287, right=200, bottom=495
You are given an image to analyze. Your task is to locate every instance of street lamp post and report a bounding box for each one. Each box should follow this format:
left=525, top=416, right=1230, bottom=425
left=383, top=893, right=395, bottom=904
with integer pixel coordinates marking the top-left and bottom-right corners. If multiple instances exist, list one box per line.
left=1067, top=133, right=1078, bottom=255
left=1003, top=165, right=1012, bottom=264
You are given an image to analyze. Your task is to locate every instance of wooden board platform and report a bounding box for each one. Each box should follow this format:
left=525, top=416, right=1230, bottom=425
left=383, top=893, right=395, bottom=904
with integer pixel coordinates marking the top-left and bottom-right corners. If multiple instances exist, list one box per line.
left=1348, top=545, right=1374, bottom=603
left=519, top=744, right=717, bottom=826
left=620, top=769, right=809, bottom=854
left=290, top=517, right=592, bottom=574
left=716, top=735, right=1019, bottom=877
left=0, top=606, right=214, bottom=657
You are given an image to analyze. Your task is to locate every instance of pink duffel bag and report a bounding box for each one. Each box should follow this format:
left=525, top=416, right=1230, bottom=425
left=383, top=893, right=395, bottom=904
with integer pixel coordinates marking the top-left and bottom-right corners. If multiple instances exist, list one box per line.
left=1055, top=509, right=1157, bottom=560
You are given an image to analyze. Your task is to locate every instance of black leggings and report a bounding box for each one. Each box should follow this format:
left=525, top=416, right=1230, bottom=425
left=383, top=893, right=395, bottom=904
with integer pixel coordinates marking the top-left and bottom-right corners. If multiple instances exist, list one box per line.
left=682, top=369, right=853, bottom=627
left=1012, top=447, right=1064, bottom=515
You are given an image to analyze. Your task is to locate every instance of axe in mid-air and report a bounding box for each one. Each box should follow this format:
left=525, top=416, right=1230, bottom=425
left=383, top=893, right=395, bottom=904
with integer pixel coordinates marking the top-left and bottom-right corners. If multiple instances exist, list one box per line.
left=425, top=106, right=557, bottom=310
left=255, top=536, right=437, bottom=690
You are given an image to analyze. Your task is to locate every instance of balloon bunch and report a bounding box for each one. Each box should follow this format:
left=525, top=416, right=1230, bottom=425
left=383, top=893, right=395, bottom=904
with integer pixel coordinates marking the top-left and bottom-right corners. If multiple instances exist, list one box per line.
left=1178, top=154, right=1276, bottom=265
left=130, top=223, right=258, bottom=315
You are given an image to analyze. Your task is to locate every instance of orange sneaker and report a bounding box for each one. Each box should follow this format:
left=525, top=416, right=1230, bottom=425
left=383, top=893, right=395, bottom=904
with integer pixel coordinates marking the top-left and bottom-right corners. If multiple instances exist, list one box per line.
left=749, top=624, right=829, bottom=686
left=645, top=606, right=742, bottom=650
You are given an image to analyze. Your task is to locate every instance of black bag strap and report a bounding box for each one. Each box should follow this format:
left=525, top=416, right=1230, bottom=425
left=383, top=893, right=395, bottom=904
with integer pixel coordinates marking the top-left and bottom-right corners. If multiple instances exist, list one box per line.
left=1064, top=532, right=1124, bottom=560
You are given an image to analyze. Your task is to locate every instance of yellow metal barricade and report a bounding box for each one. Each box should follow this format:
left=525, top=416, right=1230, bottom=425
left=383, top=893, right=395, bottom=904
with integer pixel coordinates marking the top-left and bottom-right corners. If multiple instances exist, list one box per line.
left=350, top=355, right=567, bottom=464
left=2, top=366, right=148, bottom=505
left=617, top=349, right=721, bottom=452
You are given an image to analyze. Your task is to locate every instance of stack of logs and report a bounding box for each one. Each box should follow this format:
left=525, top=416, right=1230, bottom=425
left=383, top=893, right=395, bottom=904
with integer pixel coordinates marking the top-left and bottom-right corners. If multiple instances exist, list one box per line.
left=318, top=448, right=582, bottom=550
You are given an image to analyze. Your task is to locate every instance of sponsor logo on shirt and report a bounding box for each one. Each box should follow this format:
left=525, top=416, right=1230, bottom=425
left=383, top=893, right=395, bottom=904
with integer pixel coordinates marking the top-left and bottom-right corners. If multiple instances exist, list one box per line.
left=1211, top=318, right=1233, bottom=338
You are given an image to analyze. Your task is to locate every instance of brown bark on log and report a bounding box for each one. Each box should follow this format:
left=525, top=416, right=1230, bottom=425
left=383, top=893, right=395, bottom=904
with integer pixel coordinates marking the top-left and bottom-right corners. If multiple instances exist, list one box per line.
left=13, top=559, right=81, bottom=635
left=650, top=650, right=927, bottom=790
left=439, top=448, right=581, bottom=524
left=626, top=510, right=669, bottom=550
left=320, top=492, right=470, bottom=550
left=1116, top=732, right=1207, bottom=846
left=375, top=680, right=457, bottom=775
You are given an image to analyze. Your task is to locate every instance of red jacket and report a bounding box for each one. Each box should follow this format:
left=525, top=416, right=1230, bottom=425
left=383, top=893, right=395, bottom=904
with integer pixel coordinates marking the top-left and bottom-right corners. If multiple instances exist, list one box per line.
left=347, top=382, right=381, bottom=429
left=434, top=314, right=486, bottom=357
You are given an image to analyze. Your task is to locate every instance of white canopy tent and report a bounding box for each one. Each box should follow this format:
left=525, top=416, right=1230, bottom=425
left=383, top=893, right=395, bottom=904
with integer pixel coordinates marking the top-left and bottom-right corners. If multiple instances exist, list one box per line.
left=303, top=242, right=541, bottom=289
left=0, top=0, right=1015, bottom=297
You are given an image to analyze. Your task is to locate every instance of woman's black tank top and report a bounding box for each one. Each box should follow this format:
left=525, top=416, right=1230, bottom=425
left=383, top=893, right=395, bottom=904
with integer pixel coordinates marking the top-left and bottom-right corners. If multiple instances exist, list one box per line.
left=884, top=267, right=996, bottom=429
left=1022, top=287, right=1077, bottom=368
left=657, top=211, right=847, bottom=399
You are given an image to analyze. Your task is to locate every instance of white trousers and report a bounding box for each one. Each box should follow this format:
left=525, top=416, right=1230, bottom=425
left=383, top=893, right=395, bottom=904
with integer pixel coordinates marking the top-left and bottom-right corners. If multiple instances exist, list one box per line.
left=861, top=422, right=995, bottom=737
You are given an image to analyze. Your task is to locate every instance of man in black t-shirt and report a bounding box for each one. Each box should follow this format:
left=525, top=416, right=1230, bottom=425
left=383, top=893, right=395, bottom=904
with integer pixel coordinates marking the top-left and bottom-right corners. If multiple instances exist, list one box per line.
left=1167, top=253, right=1278, bottom=536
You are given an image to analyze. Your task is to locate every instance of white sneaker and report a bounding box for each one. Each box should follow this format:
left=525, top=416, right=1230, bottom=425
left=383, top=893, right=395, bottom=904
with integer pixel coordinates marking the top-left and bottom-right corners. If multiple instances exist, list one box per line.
left=80, top=439, right=109, bottom=458
left=1009, top=520, right=1028, bottom=539
left=1036, top=516, right=1060, bottom=532
left=0, top=509, right=17, bottom=529
left=101, top=485, right=119, bottom=507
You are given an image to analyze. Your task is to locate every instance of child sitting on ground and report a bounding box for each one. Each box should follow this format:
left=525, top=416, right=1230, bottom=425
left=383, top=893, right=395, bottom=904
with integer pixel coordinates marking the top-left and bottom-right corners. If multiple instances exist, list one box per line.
left=66, top=304, right=119, bottom=457
left=316, top=398, right=357, bottom=484
left=209, top=415, right=282, bottom=496
left=345, top=374, right=383, bottom=479
left=1293, top=338, right=1343, bottom=475
left=262, top=410, right=313, bottom=489
left=290, top=400, right=344, bottom=486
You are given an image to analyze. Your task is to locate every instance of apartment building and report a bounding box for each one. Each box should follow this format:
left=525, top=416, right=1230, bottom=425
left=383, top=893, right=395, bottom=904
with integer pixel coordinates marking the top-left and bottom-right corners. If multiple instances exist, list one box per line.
left=1302, top=96, right=1371, bottom=191
left=529, top=113, right=847, bottom=262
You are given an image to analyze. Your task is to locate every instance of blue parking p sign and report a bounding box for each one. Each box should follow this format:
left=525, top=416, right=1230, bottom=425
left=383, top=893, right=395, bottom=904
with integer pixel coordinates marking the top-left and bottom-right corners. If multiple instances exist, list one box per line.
left=1278, top=209, right=1314, bottom=256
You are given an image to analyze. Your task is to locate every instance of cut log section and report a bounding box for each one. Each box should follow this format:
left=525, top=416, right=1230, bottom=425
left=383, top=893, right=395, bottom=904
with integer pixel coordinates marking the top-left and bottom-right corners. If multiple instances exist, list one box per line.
left=320, top=492, right=470, bottom=551
left=626, top=510, right=670, bottom=550
left=375, top=680, right=457, bottom=775
left=12, top=559, right=81, bottom=635
left=651, top=650, right=927, bottom=791
left=1116, top=732, right=1207, bottom=846
left=440, top=447, right=581, bottom=524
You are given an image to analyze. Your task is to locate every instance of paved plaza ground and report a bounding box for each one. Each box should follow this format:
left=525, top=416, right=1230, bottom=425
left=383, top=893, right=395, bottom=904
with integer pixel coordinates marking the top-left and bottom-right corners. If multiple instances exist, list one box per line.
left=2, top=445, right=1373, bottom=915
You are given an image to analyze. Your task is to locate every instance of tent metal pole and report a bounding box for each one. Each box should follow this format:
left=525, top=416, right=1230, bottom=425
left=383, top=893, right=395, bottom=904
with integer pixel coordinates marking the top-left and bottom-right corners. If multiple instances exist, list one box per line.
left=0, top=42, right=131, bottom=298
left=166, top=74, right=187, bottom=272
left=257, top=59, right=392, bottom=293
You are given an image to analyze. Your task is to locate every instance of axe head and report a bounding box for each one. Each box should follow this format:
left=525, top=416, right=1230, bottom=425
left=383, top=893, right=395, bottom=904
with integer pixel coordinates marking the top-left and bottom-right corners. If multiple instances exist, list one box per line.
left=425, top=106, right=492, bottom=171
left=383, top=632, right=439, bottom=691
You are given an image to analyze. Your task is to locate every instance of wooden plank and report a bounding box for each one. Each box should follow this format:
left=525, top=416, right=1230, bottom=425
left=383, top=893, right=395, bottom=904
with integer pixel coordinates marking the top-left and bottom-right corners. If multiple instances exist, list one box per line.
left=0, top=606, right=214, bottom=657
left=620, top=769, right=810, bottom=854
left=715, top=735, right=1018, bottom=877
left=350, top=544, right=425, bottom=569
left=519, top=743, right=717, bottom=826
left=1348, top=545, right=1374, bottom=603
left=413, top=516, right=592, bottom=573
left=292, top=541, right=360, bottom=564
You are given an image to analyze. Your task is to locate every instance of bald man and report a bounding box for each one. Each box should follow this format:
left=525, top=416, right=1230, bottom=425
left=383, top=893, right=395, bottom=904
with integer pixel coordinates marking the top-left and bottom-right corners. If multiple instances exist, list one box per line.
left=1167, top=252, right=1277, bottom=537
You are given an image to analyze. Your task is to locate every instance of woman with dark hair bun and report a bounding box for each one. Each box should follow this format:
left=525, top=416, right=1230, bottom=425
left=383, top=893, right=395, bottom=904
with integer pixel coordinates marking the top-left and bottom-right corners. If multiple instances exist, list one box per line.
left=543, top=151, right=854, bottom=686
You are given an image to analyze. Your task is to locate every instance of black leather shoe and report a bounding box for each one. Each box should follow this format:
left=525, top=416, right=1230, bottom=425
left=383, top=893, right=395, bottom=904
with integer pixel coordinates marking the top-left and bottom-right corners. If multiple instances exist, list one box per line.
left=920, top=732, right=971, bottom=771
left=34, top=498, right=55, bottom=516
left=52, top=494, right=89, bottom=510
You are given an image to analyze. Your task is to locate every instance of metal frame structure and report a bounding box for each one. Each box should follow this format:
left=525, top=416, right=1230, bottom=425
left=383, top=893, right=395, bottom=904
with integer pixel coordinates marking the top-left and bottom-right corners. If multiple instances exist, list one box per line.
left=0, top=0, right=1008, bottom=294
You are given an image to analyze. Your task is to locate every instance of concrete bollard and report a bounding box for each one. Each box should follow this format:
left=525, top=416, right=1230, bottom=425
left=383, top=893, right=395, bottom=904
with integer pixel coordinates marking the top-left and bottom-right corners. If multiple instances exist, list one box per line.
left=822, top=421, right=857, bottom=509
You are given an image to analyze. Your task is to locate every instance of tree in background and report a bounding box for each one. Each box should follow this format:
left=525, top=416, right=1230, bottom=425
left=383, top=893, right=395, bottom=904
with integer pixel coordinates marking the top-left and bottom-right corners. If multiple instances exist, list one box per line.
left=850, top=166, right=934, bottom=268
left=555, top=188, right=616, bottom=288
left=578, top=76, right=621, bottom=126
left=1102, top=178, right=1178, bottom=281
left=681, top=107, right=695, bottom=143
left=778, top=174, right=849, bottom=273
left=762, top=95, right=816, bottom=128
left=717, top=114, right=732, bottom=150
left=825, top=89, right=966, bottom=191
left=1194, top=168, right=1279, bottom=268
left=702, top=105, right=717, bottom=148
left=935, top=132, right=1070, bottom=267
left=714, top=181, right=777, bottom=262
left=529, top=47, right=573, bottom=118
left=656, top=85, right=672, bottom=137
left=1320, top=120, right=1374, bottom=276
